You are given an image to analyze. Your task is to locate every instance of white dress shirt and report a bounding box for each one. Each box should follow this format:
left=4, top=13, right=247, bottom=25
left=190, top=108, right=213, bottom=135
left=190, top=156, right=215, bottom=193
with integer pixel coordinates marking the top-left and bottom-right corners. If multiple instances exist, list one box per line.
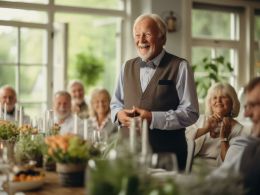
left=54, top=114, right=84, bottom=137
left=1, top=109, right=30, bottom=125
left=110, top=49, right=199, bottom=130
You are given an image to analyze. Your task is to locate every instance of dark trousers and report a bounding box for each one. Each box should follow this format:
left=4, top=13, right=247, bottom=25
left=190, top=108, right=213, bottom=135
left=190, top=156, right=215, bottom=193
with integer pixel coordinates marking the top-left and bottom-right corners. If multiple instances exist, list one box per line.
left=149, top=129, right=187, bottom=171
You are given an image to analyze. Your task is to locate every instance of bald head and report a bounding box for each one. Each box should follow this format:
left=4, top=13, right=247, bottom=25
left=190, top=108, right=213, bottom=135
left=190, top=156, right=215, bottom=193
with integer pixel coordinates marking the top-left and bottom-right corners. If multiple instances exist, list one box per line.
left=0, top=85, right=17, bottom=112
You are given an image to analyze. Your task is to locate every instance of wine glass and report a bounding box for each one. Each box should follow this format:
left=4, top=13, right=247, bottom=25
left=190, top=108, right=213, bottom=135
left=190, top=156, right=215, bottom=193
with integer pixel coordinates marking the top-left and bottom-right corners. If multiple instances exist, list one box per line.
left=92, top=130, right=108, bottom=151
left=147, top=152, right=179, bottom=174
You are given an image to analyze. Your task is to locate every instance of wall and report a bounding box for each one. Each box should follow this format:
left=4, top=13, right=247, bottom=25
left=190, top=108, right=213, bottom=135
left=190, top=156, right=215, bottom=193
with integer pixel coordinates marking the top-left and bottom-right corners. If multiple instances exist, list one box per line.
left=124, top=0, right=186, bottom=62
left=151, top=0, right=183, bottom=57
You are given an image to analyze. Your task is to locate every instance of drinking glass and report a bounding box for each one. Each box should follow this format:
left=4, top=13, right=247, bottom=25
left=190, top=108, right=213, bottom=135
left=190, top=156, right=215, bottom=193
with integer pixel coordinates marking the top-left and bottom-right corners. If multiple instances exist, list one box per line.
left=147, top=152, right=179, bottom=172
left=92, top=130, right=108, bottom=151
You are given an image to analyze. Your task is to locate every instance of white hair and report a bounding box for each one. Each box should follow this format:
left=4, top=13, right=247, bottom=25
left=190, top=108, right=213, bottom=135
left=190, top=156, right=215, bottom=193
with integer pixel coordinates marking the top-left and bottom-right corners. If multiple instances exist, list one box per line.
left=133, top=13, right=167, bottom=45
left=67, top=80, right=85, bottom=92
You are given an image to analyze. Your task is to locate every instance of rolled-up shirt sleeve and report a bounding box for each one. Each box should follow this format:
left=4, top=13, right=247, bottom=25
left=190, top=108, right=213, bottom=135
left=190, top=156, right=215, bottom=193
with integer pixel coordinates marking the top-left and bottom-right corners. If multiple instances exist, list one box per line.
left=110, top=64, right=125, bottom=123
left=150, top=60, right=199, bottom=130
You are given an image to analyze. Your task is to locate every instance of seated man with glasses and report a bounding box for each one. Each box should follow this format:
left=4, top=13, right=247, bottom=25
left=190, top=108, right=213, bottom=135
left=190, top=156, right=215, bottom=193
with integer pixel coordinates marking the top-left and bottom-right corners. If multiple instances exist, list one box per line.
left=211, top=77, right=260, bottom=195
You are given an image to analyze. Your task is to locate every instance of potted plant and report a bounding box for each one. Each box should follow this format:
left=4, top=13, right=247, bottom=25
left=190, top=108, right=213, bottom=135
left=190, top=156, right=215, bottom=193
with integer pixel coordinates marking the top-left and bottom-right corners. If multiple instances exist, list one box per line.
left=88, top=150, right=245, bottom=195
left=45, top=134, right=101, bottom=186
left=192, top=56, right=234, bottom=99
left=74, top=52, right=104, bottom=89
left=0, top=120, right=19, bottom=162
left=14, top=134, right=45, bottom=167
left=0, top=120, right=19, bottom=141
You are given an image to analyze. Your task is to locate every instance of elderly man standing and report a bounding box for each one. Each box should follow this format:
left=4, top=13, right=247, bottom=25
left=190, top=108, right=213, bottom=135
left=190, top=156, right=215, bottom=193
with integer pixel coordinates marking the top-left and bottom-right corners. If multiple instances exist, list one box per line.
left=53, top=91, right=83, bottom=136
left=110, top=13, right=199, bottom=170
left=0, top=85, right=30, bottom=124
left=68, top=80, right=89, bottom=119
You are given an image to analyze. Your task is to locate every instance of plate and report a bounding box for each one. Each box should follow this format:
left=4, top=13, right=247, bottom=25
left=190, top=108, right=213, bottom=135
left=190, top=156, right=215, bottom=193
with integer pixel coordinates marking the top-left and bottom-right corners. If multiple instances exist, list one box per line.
left=9, top=177, right=44, bottom=192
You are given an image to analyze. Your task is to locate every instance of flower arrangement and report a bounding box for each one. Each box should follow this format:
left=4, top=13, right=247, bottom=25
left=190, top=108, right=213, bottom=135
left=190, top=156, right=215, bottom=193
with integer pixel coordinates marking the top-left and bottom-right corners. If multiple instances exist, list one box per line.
left=87, top=150, right=245, bottom=195
left=0, top=120, right=19, bottom=141
left=49, top=123, right=61, bottom=135
left=45, top=134, right=101, bottom=164
left=18, top=124, right=38, bottom=135
left=14, top=134, right=45, bottom=166
left=87, top=151, right=179, bottom=195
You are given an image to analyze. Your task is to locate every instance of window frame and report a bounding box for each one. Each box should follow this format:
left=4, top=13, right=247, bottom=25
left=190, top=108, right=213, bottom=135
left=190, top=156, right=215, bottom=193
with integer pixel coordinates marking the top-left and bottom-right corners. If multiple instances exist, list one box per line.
left=0, top=0, right=126, bottom=115
left=188, top=0, right=260, bottom=92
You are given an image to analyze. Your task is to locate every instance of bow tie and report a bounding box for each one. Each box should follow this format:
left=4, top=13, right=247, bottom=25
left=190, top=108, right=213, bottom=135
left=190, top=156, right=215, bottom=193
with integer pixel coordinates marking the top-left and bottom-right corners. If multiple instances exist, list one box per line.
left=140, top=61, right=156, bottom=69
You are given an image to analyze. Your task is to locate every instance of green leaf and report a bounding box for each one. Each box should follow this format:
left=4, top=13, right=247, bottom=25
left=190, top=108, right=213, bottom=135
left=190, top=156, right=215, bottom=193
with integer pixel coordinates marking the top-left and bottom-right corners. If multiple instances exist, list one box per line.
left=192, top=55, right=233, bottom=98
left=209, top=73, right=218, bottom=82
left=202, top=57, right=208, bottom=63
left=227, top=62, right=233, bottom=71
left=208, top=64, right=218, bottom=73
left=75, top=52, right=104, bottom=89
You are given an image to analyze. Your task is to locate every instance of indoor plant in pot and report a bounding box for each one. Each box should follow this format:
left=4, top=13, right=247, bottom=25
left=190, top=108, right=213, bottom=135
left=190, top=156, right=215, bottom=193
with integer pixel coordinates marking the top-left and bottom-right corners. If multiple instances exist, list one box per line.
left=14, top=133, right=45, bottom=167
left=0, top=120, right=19, bottom=162
left=45, top=134, right=101, bottom=186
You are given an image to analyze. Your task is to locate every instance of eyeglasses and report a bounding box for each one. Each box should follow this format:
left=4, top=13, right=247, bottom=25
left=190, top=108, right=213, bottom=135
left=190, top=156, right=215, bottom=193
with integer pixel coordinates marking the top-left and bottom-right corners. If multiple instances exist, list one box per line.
left=244, top=101, right=260, bottom=110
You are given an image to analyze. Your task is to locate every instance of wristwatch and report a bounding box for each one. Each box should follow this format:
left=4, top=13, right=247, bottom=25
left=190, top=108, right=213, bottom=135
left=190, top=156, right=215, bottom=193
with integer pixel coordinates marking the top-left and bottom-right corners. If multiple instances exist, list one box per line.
left=220, top=138, right=228, bottom=142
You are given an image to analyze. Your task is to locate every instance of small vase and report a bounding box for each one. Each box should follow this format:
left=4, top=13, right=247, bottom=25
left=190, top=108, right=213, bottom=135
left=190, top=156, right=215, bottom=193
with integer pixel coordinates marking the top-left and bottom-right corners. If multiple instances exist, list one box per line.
left=0, top=140, right=15, bottom=163
left=43, top=156, right=56, bottom=171
left=56, top=163, right=86, bottom=187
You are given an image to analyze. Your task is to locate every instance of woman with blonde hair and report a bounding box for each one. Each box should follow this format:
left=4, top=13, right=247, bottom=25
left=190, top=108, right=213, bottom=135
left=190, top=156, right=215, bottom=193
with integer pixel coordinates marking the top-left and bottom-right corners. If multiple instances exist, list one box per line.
left=88, top=88, right=116, bottom=141
left=186, top=83, right=244, bottom=169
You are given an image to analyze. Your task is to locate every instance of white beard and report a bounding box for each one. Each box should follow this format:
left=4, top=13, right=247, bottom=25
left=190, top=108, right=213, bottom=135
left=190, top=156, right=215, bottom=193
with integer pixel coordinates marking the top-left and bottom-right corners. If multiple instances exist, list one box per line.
left=72, top=98, right=84, bottom=105
left=55, top=111, right=70, bottom=121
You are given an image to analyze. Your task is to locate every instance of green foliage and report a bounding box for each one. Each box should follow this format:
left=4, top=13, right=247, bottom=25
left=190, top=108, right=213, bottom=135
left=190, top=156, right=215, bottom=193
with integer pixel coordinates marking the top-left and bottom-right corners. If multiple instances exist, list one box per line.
left=192, top=56, right=234, bottom=98
left=75, top=52, right=104, bottom=89
left=88, top=147, right=245, bottom=195
left=0, top=121, right=19, bottom=141
left=45, top=135, right=101, bottom=164
left=14, top=134, right=45, bottom=164
left=87, top=151, right=180, bottom=195
left=87, top=153, right=142, bottom=195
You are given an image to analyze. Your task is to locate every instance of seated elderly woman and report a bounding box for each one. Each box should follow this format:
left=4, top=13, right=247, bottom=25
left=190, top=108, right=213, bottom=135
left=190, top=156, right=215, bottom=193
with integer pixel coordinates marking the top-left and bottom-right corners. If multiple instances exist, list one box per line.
left=186, top=83, right=244, bottom=169
left=88, top=89, right=117, bottom=141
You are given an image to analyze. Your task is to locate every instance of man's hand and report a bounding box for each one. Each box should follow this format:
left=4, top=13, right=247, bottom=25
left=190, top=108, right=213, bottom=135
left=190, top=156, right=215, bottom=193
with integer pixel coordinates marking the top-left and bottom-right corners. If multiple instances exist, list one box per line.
left=117, top=109, right=135, bottom=128
left=132, top=106, right=152, bottom=125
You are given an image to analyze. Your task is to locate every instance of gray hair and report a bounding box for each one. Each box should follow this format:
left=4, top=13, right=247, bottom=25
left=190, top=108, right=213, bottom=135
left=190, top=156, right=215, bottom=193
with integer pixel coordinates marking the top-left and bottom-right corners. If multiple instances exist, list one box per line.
left=205, top=83, right=240, bottom=117
left=54, top=90, right=71, bottom=101
left=67, top=80, right=85, bottom=92
left=0, top=85, right=16, bottom=97
left=133, top=13, right=167, bottom=45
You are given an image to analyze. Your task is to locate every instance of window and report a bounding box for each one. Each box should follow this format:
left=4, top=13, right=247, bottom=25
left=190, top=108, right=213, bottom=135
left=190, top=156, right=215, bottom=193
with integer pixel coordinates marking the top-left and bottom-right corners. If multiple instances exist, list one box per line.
left=0, top=0, right=125, bottom=118
left=55, top=13, right=121, bottom=93
left=191, top=4, right=241, bottom=100
left=1, top=0, right=48, bottom=3
left=0, top=24, right=48, bottom=118
left=55, top=0, right=123, bottom=10
left=0, top=8, right=47, bottom=24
